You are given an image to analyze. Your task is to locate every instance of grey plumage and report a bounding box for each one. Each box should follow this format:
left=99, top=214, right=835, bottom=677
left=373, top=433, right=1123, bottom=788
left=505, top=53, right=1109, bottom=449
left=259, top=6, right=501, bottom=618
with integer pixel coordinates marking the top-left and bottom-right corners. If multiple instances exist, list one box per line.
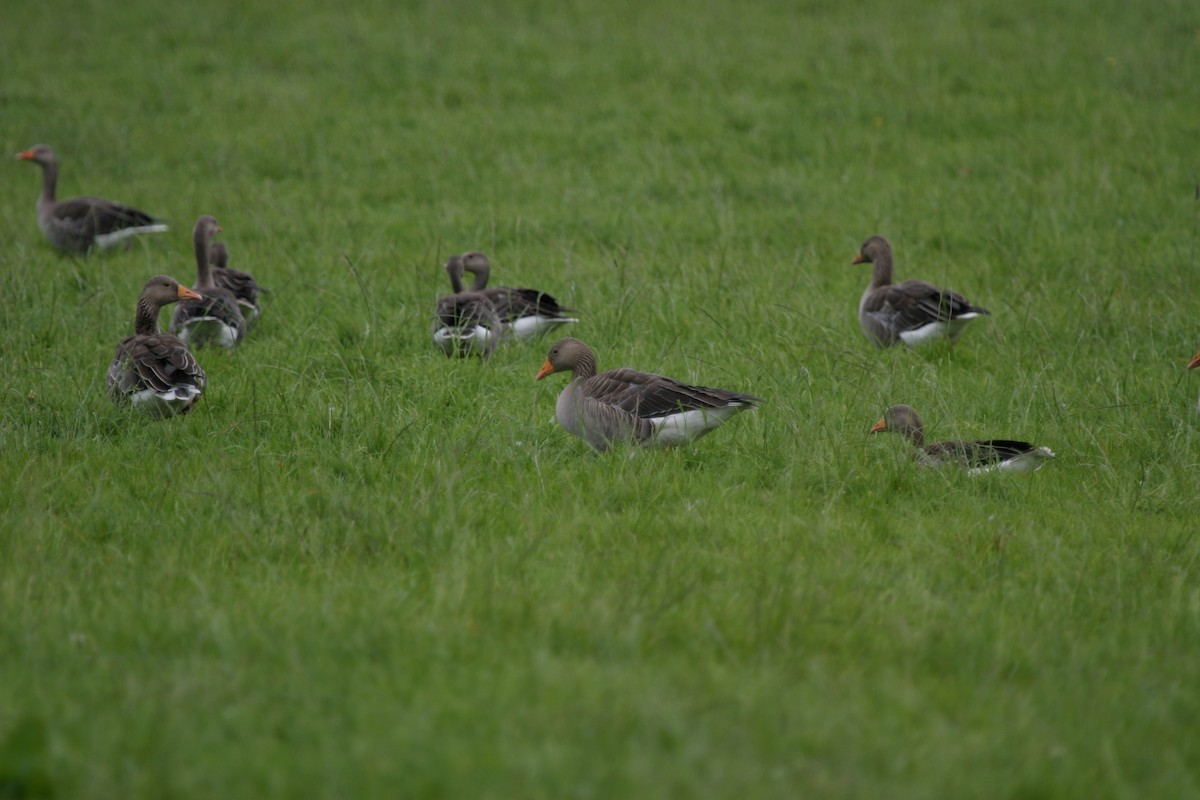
left=870, top=404, right=1054, bottom=473
left=170, top=216, right=246, bottom=349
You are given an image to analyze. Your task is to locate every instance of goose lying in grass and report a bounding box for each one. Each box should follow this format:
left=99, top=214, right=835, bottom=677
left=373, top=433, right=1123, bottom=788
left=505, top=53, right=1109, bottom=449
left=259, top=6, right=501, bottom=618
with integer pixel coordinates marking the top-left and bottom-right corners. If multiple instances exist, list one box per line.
left=458, top=251, right=578, bottom=341
left=208, top=242, right=262, bottom=327
left=853, top=236, right=989, bottom=348
left=433, top=254, right=503, bottom=358
left=16, top=144, right=167, bottom=253
left=170, top=216, right=246, bottom=349
left=870, top=404, right=1054, bottom=474
left=107, top=275, right=206, bottom=417
left=535, top=337, right=761, bottom=451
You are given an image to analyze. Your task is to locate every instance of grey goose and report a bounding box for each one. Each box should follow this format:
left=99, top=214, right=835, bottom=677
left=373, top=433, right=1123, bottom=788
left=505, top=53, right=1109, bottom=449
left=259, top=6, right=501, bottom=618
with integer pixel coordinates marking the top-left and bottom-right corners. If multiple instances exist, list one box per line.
left=107, top=275, right=206, bottom=417
left=535, top=337, right=761, bottom=451
left=458, top=251, right=578, bottom=341
left=208, top=242, right=262, bottom=327
left=16, top=144, right=167, bottom=253
left=870, top=404, right=1054, bottom=474
left=170, top=216, right=246, bottom=349
left=853, top=236, right=989, bottom=347
left=433, top=254, right=503, bottom=358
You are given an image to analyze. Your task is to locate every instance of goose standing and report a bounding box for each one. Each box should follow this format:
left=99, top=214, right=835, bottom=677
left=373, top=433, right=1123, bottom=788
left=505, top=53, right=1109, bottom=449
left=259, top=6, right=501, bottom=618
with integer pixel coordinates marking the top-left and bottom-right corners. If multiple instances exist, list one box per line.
left=535, top=337, right=761, bottom=451
left=433, top=254, right=503, bottom=358
left=15, top=144, right=167, bottom=253
left=458, top=251, right=578, bottom=340
left=853, top=236, right=989, bottom=347
left=870, top=404, right=1054, bottom=474
left=170, top=216, right=246, bottom=349
left=209, top=242, right=262, bottom=326
left=107, top=275, right=207, bottom=417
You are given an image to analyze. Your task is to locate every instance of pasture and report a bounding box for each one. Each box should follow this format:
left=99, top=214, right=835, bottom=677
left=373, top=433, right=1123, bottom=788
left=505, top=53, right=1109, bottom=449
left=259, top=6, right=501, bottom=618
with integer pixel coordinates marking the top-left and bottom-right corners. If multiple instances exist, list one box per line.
left=2, top=0, right=1199, bottom=796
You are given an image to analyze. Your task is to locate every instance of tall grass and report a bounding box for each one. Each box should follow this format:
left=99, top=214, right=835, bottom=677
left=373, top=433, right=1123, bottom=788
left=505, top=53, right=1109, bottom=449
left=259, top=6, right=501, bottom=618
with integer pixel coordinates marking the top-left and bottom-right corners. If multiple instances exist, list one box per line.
left=1, top=0, right=1199, bottom=796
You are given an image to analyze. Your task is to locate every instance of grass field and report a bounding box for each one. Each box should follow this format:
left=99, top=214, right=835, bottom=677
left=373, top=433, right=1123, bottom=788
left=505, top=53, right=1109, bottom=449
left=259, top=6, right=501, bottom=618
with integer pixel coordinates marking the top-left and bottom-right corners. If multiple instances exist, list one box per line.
left=3, top=0, right=1200, bottom=796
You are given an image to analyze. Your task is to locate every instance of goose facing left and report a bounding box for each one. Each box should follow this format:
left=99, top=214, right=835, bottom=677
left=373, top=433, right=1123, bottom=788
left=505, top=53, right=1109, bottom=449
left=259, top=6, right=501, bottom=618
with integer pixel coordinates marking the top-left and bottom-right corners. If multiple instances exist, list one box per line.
left=15, top=144, right=167, bottom=253
left=535, top=337, right=761, bottom=451
left=107, top=275, right=207, bottom=417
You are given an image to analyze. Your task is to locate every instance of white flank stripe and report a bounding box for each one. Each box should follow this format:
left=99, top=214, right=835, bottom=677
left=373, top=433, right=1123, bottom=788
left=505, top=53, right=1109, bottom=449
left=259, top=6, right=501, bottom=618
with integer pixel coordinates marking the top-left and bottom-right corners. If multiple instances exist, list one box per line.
left=94, top=224, right=169, bottom=249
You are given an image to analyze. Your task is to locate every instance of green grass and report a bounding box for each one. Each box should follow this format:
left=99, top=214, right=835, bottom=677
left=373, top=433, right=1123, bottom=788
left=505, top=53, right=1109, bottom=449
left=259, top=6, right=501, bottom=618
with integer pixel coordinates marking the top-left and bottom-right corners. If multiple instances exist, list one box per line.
left=2, top=0, right=1200, bottom=796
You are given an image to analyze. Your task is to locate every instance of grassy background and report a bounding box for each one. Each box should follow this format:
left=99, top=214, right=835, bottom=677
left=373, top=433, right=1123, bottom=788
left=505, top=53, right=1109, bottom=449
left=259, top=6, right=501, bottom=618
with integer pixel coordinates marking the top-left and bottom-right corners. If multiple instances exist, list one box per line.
left=3, top=0, right=1200, bottom=796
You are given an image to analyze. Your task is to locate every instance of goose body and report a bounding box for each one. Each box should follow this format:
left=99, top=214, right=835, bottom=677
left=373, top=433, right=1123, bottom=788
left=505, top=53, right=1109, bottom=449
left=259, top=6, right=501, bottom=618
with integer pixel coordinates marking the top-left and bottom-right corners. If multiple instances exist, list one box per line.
left=853, top=236, right=989, bottom=348
left=171, top=216, right=246, bottom=349
left=1188, top=351, right=1200, bottom=412
left=107, top=275, right=207, bottom=417
left=871, top=404, right=1054, bottom=474
left=460, top=251, right=579, bottom=341
left=433, top=255, right=503, bottom=358
left=209, top=242, right=262, bottom=326
left=16, top=145, right=167, bottom=253
left=536, top=337, right=760, bottom=451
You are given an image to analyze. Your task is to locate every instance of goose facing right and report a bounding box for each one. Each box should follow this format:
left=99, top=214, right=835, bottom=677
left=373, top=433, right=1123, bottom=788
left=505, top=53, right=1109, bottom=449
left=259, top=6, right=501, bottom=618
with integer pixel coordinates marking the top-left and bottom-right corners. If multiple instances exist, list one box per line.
left=853, top=236, right=989, bottom=348
left=535, top=337, right=761, bottom=451
left=107, top=275, right=207, bottom=417
left=870, top=404, right=1054, bottom=474
left=16, top=144, right=168, bottom=253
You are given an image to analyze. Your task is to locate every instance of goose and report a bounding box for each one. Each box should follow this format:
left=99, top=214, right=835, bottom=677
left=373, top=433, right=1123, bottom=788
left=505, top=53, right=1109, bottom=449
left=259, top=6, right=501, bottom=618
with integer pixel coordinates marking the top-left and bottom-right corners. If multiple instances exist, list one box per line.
left=107, top=275, right=207, bottom=417
left=15, top=144, right=167, bottom=253
left=535, top=337, right=761, bottom=451
left=870, top=404, right=1054, bottom=474
left=433, top=254, right=503, bottom=358
left=853, top=236, right=989, bottom=347
left=170, top=216, right=246, bottom=349
left=208, top=242, right=262, bottom=326
left=457, top=251, right=578, bottom=340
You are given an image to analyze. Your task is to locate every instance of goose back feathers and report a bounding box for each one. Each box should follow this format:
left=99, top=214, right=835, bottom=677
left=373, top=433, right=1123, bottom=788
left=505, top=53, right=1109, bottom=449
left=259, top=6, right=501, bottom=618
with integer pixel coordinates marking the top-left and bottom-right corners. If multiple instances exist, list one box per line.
left=208, top=242, right=262, bottom=326
left=107, top=275, right=207, bottom=417
left=853, top=236, right=989, bottom=348
left=16, top=144, right=167, bottom=253
left=871, top=404, right=1054, bottom=474
left=460, top=251, right=578, bottom=341
left=536, top=337, right=760, bottom=451
left=170, top=216, right=246, bottom=349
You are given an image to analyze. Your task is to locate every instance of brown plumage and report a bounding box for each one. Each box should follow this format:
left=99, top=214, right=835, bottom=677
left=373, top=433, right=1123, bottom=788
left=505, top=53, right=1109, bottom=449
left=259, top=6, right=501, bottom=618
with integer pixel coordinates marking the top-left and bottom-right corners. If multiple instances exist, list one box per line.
left=16, top=144, right=167, bottom=253
left=208, top=242, right=262, bottom=325
left=170, top=216, right=246, bottom=349
left=107, top=275, right=207, bottom=417
left=853, top=236, right=989, bottom=348
left=870, top=404, right=1054, bottom=473
left=535, top=337, right=761, bottom=451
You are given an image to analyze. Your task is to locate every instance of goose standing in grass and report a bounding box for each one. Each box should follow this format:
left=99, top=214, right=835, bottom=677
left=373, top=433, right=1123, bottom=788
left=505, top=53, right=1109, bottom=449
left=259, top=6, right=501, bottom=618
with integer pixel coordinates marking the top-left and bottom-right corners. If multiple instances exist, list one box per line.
left=457, top=251, right=579, bottom=340
left=208, top=242, right=262, bottom=327
left=535, top=337, right=761, bottom=451
left=870, top=404, right=1054, bottom=474
left=853, top=236, right=989, bottom=347
left=170, top=216, right=246, bottom=349
left=107, top=275, right=207, bottom=417
left=433, top=254, right=503, bottom=358
left=15, top=144, right=167, bottom=253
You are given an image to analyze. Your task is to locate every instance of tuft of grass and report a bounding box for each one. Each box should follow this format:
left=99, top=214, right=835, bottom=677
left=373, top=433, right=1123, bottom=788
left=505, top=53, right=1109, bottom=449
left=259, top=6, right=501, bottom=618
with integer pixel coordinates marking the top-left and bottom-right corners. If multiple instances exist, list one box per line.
left=2, top=0, right=1200, bottom=796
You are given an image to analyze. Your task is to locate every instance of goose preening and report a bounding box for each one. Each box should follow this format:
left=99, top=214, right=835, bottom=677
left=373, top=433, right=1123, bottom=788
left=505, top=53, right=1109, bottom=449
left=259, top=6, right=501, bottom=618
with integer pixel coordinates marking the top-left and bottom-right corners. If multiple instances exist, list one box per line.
left=458, top=251, right=579, bottom=341
left=208, top=242, right=262, bottom=326
left=433, top=254, right=503, bottom=358
left=535, top=337, right=761, bottom=451
left=870, top=404, right=1054, bottom=474
left=15, top=144, right=167, bottom=253
left=170, top=216, right=246, bottom=349
left=107, top=275, right=207, bottom=417
left=853, top=236, right=989, bottom=347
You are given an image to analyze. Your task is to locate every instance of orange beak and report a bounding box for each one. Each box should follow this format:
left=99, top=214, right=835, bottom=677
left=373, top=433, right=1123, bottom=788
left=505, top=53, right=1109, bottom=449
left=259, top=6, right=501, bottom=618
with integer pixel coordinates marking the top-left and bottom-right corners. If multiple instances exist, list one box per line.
left=1188, top=351, right=1200, bottom=370
left=535, top=359, right=555, bottom=381
left=851, top=253, right=866, bottom=265
left=178, top=286, right=203, bottom=301
left=869, top=417, right=887, bottom=434
left=15, top=149, right=34, bottom=161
